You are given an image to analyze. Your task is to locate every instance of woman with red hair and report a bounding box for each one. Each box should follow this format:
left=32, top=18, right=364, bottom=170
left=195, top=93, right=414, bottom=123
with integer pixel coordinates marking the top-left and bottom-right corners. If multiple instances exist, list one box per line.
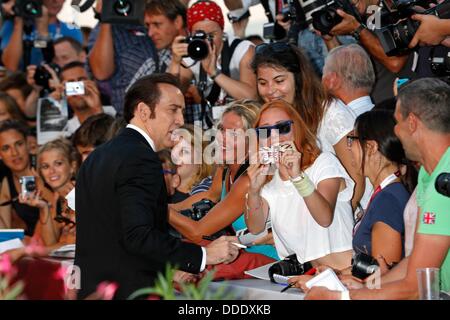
left=245, top=100, right=354, bottom=270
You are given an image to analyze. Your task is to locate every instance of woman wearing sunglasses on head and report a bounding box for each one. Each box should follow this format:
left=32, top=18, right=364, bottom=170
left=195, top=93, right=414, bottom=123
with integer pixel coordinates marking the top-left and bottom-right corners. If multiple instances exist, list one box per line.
left=252, top=43, right=364, bottom=211
left=169, top=100, right=279, bottom=266
left=246, top=100, right=354, bottom=271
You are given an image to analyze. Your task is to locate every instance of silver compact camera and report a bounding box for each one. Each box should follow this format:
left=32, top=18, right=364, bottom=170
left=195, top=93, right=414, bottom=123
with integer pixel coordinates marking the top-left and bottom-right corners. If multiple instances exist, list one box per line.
left=19, top=176, right=36, bottom=196
left=65, top=81, right=85, bottom=96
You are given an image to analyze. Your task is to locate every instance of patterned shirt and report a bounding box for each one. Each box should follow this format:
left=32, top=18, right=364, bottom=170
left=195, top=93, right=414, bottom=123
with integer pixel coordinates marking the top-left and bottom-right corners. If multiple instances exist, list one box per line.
left=127, top=48, right=172, bottom=90
left=88, top=24, right=156, bottom=113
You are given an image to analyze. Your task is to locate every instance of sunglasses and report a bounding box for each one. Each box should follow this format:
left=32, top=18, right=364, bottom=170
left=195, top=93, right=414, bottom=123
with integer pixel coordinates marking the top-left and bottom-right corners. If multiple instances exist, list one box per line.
left=255, top=42, right=291, bottom=55
left=255, top=120, right=293, bottom=138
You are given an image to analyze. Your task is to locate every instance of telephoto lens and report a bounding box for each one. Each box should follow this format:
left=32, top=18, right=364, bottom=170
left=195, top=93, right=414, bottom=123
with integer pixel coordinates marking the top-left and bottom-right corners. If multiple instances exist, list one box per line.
left=186, top=31, right=211, bottom=61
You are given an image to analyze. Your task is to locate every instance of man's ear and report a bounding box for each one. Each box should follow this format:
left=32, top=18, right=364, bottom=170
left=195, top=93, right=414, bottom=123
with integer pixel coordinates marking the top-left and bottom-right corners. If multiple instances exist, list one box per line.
left=136, top=102, right=150, bottom=122
left=174, top=15, right=184, bottom=34
left=407, top=112, right=418, bottom=134
left=172, top=173, right=181, bottom=189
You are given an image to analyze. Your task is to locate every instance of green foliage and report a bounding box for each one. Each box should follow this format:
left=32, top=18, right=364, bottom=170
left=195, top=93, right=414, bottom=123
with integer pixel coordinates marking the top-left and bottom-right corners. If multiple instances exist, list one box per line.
left=128, top=264, right=235, bottom=300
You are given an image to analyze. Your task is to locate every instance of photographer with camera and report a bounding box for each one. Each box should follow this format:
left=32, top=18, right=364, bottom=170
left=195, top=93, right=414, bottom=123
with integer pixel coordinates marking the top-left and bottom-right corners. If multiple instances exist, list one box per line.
left=169, top=0, right=257, bottom=126
left=312, top=0, right=417, bottom=103
left=1, top=0, right=82, bottom=71
left=88, top=0, right=156, bottom=112
left=0, top=120, right=52, bottom=239
left=17, top=138, right=79, bottom=250
left=127, top=0, right=188, bottom=89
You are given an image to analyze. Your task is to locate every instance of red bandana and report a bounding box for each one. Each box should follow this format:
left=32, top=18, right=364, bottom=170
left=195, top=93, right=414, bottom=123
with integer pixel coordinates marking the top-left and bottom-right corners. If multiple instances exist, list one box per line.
left=187, top=1, right=224, bottom=32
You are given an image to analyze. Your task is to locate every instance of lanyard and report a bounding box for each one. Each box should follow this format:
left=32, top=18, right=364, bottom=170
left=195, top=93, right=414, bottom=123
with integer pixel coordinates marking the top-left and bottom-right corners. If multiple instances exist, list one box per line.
left=353, top=171, right=400, bottom=236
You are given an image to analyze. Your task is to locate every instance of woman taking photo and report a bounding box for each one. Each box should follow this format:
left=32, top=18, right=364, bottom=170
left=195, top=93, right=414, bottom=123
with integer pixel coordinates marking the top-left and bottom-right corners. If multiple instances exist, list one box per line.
left=251, top=43, right=364, bottom=210
left=245, top=100, right=354, bottom=270
left=19, top=138, right=80, bottom=248
left=0, top=120, right=42, bottom=237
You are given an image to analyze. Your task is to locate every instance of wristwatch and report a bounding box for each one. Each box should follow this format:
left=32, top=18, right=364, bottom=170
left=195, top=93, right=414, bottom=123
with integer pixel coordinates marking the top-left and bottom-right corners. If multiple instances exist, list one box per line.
left=210, top=67, right=222, bottom=81
left=351, top=23, right=366, bottom=41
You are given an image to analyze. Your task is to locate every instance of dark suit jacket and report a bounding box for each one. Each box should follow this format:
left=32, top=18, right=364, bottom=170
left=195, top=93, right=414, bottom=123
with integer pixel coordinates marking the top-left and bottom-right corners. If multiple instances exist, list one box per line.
left=74, top=128, right=203, bottom=299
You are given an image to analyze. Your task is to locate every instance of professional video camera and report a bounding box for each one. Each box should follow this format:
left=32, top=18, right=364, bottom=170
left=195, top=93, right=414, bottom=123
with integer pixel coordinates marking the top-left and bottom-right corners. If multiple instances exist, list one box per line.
left=298, top=0, right=362, bottom=35
left=185, top=31, right=213, bottom=61
left=429, top=46, right=450, bottom=84
left=375, top=0, right=450, bottom=56
left=101, top=0, right=145, bottom=25
left=1, top=0, right=43, bottom=19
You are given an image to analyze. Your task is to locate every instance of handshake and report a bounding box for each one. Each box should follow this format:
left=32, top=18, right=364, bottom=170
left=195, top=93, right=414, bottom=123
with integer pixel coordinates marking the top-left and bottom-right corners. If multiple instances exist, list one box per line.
left=258, top=143, right=294, bottom=165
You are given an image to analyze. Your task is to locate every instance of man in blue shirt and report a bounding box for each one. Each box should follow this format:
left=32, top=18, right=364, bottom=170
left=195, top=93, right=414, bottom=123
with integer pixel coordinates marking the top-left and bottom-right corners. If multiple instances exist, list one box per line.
left=1, top=0, right=82, bottom=70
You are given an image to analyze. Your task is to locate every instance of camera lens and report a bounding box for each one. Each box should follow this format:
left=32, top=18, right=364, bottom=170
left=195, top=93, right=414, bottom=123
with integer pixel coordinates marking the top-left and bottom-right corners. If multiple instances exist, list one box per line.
left=33, top=66, right=51, bottom=89
left=113, top=0, right=132, bottom=16
left=25, top=180, right=36, bottom=192
left=187, top=39, right=209, bottom=61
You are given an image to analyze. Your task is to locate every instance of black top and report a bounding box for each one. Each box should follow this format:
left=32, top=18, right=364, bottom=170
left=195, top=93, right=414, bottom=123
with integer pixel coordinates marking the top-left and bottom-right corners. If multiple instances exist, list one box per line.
left=6, top=171, right=39, bottom=236
left=75, top=128, right=203, bottom=299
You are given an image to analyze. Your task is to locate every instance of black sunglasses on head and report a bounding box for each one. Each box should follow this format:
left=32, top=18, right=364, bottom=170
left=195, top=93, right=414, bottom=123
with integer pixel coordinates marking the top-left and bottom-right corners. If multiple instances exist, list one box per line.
left=255, top=120, right=293, bottom=138
left=255, top=42, right=292, bottom=55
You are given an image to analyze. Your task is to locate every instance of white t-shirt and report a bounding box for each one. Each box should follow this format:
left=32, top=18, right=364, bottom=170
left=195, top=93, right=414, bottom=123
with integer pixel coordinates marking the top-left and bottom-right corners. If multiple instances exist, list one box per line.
left=404, top=188, right=418, bottom=257
left=183, top=35, right=253, bottom=103
left=317, top=99, right=356, bottom=154
left=261, top=152, right=354, bottom=263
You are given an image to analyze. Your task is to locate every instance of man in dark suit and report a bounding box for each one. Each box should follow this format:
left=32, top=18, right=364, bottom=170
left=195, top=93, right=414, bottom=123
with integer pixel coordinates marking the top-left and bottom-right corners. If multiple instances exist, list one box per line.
left=75, top=73, right=239, bottom=299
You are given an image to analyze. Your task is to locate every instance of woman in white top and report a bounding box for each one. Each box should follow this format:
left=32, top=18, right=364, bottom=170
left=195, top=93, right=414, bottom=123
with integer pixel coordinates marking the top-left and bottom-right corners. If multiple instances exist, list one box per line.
left=245, top=100, right=354, bottom=270
left=252, top=42, right=363, bottom=211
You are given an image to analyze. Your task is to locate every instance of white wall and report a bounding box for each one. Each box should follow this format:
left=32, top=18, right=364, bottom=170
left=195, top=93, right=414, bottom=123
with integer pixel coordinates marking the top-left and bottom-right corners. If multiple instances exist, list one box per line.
left=58, top=0, right=267, bottom=35
left=57, top=0, right=266, bottom=36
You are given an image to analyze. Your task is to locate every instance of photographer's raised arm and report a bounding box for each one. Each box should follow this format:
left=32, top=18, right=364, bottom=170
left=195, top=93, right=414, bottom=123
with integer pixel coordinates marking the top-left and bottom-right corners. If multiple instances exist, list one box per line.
left=330, top=10, right=409, bottom=73
left=88, top=24, right=115, bottom=81
left=210, top=45, right=258, bottom=100
left=2, top=17, right=24, bottom=71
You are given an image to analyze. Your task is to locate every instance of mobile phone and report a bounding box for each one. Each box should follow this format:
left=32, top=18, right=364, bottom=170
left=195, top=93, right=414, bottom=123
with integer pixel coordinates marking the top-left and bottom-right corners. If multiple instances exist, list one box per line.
left=396, top=78, right=409, bottom=89
left=65, top=81, right=85, bottom=96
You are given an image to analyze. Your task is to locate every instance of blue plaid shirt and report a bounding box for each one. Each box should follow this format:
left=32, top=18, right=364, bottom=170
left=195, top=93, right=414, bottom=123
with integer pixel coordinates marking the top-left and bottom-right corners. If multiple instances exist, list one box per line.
left=88, top=24, right=156, bottom=113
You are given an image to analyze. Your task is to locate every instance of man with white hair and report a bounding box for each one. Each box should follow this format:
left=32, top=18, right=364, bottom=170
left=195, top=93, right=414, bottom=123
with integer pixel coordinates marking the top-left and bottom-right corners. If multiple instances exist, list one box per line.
left=322, top=44, right=375, bottom=117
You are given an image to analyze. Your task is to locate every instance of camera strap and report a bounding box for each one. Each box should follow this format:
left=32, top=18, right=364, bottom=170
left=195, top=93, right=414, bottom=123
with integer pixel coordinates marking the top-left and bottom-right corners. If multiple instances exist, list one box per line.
left=261, top=0, right=275, bottom=22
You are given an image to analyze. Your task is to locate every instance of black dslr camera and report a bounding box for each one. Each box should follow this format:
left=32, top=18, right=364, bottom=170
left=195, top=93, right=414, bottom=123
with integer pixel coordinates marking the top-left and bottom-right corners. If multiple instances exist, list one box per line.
left=436, top=173, right=450, bottom=197
left=101, top=0, right=145, bottom=25
left=351, top=252, right=379, bottom=280
left=375, top=0, right=450, bottom=56
left=268, top=254, right=313, bottom=282
left=185, top=31, right=213, bottom=61
left=298, top=0, right=361, bottom=35
left=180, top=198, right=215, bottom=221
left=34, top=63, right=61, bottom=92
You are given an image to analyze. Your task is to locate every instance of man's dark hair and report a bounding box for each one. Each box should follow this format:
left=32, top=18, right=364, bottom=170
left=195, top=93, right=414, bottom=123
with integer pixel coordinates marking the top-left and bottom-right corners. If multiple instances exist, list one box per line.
left=397, top=78, right=450, bottom=133
left=145, top=0, right=187, bottom=27
left=72, top=113, right=115, bottom=147
left=54, top=36, right=84, bottom=54
left=60, top=61, right=86, bottom=73
left=0, top=119, right=29, bottom=139
left=123, top=73, right=181, bottom=123
left=0, top=72, right=33, bottom=99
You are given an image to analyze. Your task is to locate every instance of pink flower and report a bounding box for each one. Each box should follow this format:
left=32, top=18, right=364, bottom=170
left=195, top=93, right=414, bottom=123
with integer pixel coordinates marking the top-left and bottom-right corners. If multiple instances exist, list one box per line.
left=96, top=282, right=119, bottom=300
left=0, top=254, right=12, bottom=275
